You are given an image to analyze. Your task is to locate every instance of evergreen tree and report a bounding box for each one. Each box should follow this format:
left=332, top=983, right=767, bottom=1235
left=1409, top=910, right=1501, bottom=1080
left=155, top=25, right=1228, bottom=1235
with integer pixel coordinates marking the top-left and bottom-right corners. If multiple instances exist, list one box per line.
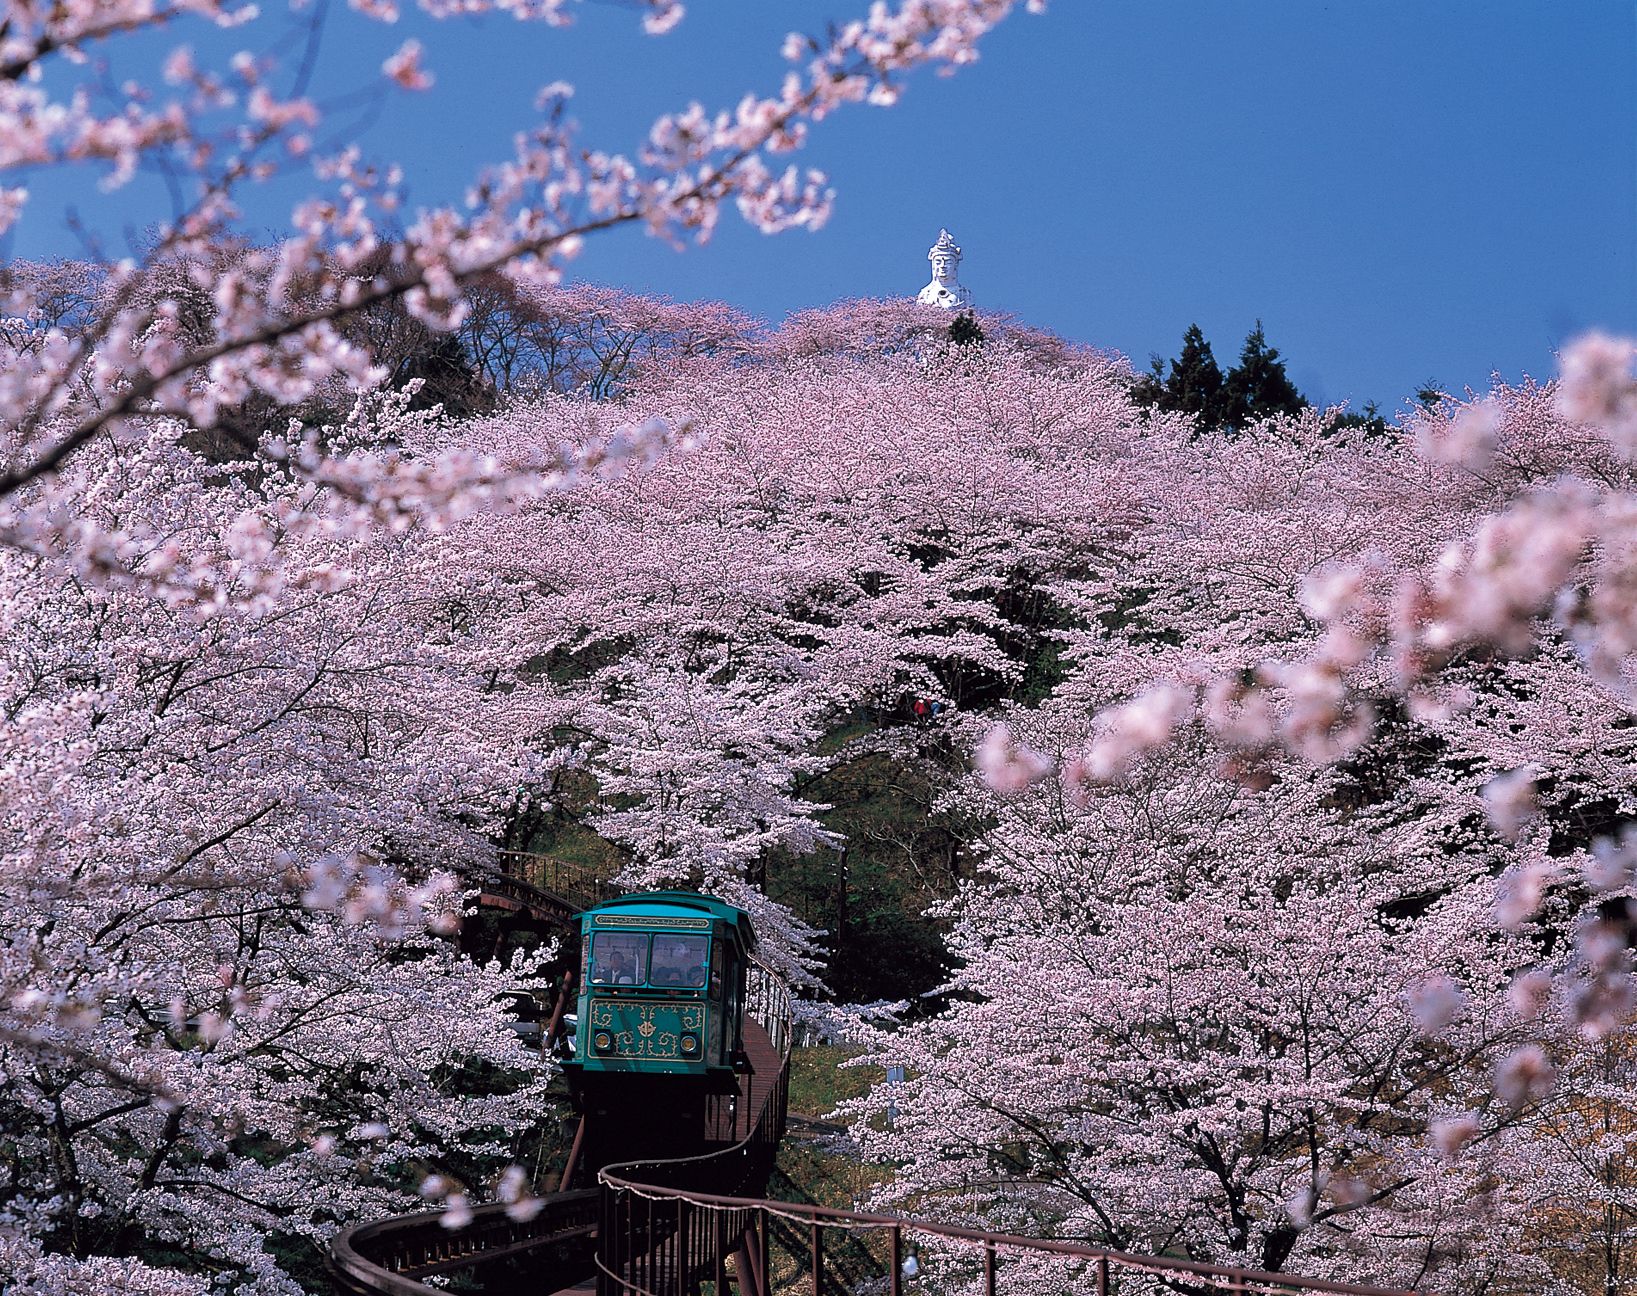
left=1414, top=380, right=1446, bottom=411
left=1134, top=324, right=1227, bottom=430
left=1131, top=360, right=1165, bottom=408
left=394, top=335, right=494, bottom=419
left=1322, top=399, right=1388, bottom=441
left=1221, top=319, right=1306, bottom=428
left=947, top=310, right=985, bottom=347
left=1167, top=324, right=1226, bottom=425
left=1326, top=400, right=1390, bottom=439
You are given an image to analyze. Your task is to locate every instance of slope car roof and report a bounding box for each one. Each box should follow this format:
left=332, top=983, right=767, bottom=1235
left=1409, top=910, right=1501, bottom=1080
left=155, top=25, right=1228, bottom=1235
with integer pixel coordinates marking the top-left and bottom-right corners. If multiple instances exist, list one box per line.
left=583, top=890, right=756, bottom=951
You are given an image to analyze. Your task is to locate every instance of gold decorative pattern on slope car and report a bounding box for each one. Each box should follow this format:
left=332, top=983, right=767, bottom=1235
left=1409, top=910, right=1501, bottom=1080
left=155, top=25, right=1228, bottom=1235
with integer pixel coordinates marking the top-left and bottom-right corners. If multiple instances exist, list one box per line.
left=587, top=998, right=706, bottom=1059
left=593, top=915, right=712, bottom=929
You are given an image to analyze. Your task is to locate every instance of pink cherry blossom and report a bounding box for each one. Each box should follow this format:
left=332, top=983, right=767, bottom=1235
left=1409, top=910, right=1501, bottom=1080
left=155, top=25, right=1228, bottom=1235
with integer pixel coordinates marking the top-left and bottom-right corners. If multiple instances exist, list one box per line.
left=382, top=39, right=434, bottom=91
left=1407, top=974, right=1466, bottom=1034
left=1480, top=766, right=1538, bottom=840
left=1556, top=331, right=1637, bottom=443
left=1494, top=1045, right=1556, bottom=1111
left=1430, top=1113, right=1480, bottom=1160
left=976, top=724, right=1055, bottom=793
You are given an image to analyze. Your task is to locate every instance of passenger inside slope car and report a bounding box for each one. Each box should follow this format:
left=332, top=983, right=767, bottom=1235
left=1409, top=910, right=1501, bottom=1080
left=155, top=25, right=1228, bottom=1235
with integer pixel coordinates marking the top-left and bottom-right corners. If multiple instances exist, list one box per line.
left=649, top=934, right=709, bottom=988
left=590, top=931, right=646, bottom=985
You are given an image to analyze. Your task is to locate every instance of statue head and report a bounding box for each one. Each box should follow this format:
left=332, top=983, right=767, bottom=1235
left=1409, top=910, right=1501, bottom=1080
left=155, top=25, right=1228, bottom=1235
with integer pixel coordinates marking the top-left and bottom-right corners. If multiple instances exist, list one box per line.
left=927, top=228, right=962, bottom=284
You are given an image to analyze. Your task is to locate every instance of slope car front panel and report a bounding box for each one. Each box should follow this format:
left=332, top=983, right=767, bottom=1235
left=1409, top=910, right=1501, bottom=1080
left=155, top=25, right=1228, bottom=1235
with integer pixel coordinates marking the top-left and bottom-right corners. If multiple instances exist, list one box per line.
left=564, top=891, right=753, bottom=1082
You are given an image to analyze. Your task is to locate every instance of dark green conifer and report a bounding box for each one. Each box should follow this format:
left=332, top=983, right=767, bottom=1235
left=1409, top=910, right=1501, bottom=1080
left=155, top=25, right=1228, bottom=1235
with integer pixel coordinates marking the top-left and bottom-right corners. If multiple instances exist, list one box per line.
left=1221, top=320, right=1305, bottom=428
left=947, top=310, right=985, bottom=347
left=1414, top=381, right=1446, bottom=411
left=393, top=335, right=493, bottom=418
left=1162, top=324, right=1226, bottom=427
left=1131, top=357, right=1166, bottom=409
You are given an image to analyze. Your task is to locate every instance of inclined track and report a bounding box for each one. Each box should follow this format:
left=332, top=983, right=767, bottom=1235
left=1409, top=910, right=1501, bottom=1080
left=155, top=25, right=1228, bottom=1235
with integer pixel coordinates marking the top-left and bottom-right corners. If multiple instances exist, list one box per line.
left=328, top=863, right=790, bottom=1295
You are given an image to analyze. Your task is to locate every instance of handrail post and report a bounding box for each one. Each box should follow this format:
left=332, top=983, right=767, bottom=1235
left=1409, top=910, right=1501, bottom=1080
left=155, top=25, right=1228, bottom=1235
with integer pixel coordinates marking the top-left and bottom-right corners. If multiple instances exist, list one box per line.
left=983, top=1242, right=996, bottom=1296
left=889, top=1225, right=902, bottom=1296
left=756, top=1207, right=768, bottom=1296
left=1095, top=1255, right=1108, bottom=1296
left=810, top=1216, right=822, bottom=1296
left=713, top=1210, right=727, bottom=1296
left=620, top=1186, right=631, bottom=1296
left=597, top=1181, right=609, bottom=1296
left=599, top=1184, right=613, bottom=1296
left=676, top=1196, right=687, bottom=1296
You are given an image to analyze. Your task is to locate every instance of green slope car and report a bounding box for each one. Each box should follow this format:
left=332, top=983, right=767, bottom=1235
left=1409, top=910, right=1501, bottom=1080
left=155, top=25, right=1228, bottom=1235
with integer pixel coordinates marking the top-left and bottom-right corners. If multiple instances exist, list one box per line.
left=562, top=891, right=755, bottom=1083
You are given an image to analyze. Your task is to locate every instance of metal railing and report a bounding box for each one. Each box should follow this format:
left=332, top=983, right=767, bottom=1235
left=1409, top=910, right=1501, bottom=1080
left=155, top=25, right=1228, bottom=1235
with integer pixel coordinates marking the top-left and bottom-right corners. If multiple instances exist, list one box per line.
left=743, top=955, right=791, bottom=1066
left=328, top=1189, right=599, bottom=1295
left=599, top=954, right=794, bottom=1296
left=589, top=1184, right=1422, bottom=1296
left=480, top=849, right=622, bottom=924
left=494, top=848, right=622, bottom=908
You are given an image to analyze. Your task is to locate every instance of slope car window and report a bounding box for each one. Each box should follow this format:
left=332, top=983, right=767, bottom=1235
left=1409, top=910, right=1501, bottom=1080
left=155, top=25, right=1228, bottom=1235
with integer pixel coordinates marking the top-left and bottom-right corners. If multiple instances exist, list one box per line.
left=651, top=934, right=708, bottom=987
left=590, top=932, right=648, bottom=984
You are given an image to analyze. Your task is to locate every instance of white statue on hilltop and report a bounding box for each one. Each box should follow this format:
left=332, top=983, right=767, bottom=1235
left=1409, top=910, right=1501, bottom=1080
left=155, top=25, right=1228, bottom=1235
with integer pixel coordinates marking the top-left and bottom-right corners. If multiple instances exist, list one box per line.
left=916, top=228, right=973, bottom=310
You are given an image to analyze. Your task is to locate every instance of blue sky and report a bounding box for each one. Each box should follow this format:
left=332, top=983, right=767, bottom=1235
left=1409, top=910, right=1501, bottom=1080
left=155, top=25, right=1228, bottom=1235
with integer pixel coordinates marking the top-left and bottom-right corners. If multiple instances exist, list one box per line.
left=16, top=0, right=1637, bottom=412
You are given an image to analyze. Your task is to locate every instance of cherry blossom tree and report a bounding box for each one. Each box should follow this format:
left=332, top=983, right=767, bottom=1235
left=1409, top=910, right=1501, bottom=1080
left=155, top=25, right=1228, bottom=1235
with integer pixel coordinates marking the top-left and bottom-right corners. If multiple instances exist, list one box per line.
left=458, top=281, right=759, bottom=399
left=0, top=401, right=576, bottom=1293
left=416, top=313, right=1130, bottom=984
left=831, top=352, right=1637, bottom=1294
left=844, top=719, right=1563, bottom=1290
left=0, top=4, right=1049, bottom=1288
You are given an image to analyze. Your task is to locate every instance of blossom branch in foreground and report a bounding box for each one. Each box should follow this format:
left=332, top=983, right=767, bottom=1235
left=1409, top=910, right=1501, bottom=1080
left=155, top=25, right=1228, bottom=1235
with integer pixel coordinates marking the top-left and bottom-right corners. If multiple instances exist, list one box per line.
left=0, top=1, right=1045, bottom=516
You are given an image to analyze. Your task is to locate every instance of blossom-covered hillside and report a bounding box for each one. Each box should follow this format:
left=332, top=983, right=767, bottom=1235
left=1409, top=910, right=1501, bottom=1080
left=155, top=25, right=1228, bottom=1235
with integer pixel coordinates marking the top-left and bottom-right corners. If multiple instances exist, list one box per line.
left=5, top=274, right=1637, bottom=1296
